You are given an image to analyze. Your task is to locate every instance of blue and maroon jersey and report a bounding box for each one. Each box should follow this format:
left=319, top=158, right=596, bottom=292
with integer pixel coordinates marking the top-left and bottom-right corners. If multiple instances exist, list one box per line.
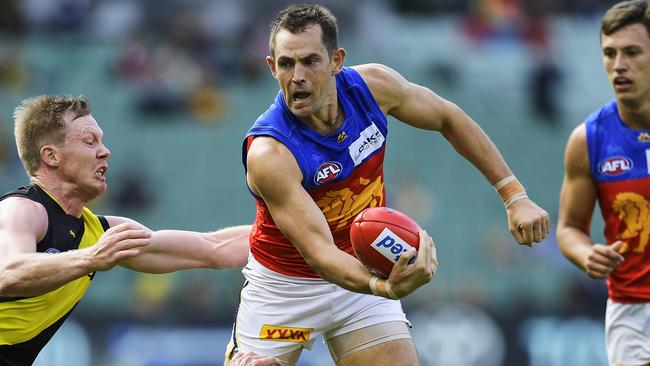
left=586, top=100, right=650, bottom=303
left=242, top=67, right=388, bottom=278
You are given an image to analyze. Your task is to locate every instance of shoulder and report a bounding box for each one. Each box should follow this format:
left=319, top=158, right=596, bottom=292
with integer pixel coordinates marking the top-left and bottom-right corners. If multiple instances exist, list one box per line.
left=246, top=136, right=302, bottom=188
left=352, top=63, right=406, bottom=91
left=351, top=63, right=409, bottom=113
left=585, top=100, right=617, bottom=125
left=564, top=123, right=590, bottom=174
left=0, top=196, right=48, bottom=240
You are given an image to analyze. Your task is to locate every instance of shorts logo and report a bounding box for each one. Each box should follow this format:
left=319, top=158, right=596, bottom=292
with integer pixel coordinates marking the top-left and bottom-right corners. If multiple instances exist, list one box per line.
left=259, top=325, right=312, bottom=343
left=349, top=123, right=385, bottom=166
left=370, top=228, right=416, bottom=263
left=314, top=161, right=342, bottom=185
left=600, top=156, right=633, bottom=176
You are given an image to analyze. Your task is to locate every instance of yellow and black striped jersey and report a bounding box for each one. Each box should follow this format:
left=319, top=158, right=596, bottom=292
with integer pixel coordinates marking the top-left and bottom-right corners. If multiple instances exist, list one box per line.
left=0, top=184, right=109, bottom=366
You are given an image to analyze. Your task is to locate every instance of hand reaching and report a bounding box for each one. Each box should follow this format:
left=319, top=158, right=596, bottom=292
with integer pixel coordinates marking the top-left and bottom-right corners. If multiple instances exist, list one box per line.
left=231, top=351, right=284, bottom=366
left=86, top=222, right=151, bottom=271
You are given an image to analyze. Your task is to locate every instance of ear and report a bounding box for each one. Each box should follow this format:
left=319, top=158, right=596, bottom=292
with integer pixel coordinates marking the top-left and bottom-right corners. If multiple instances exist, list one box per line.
left=40, top=145, right=60, bottom=168
left=266, top=56, right=278, bottom=79
left=331, top=48, right=347, bottom=75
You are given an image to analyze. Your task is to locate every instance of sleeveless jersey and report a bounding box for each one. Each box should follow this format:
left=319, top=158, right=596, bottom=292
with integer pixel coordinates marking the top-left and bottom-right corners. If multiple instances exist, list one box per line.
left=586, top=100, right=650, bottom=303
left=0, top=184, right=109, bottom=365
left=243, top=67, right=388, bottom=278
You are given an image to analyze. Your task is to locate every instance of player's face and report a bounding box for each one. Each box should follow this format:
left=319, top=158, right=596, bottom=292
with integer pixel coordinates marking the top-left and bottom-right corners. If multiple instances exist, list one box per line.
left=56, top=113, right=110, bottom=201
left=601, top=23, right=650, bottom=107
left=267, top=24, right=341, bottom=119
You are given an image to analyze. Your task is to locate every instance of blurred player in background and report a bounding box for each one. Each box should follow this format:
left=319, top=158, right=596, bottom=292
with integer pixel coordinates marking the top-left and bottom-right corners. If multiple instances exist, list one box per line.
left=0, top=95, right=260, bottom=365
left=226, top=4, right=550, bottom=365
left=557, top=1, right=650, bottom=365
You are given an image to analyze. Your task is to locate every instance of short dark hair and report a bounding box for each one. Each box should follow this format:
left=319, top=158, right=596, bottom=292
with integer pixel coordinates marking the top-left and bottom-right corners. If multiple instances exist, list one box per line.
left=269, top=4, right=338, bottom=58
left=601, top=0, right=650, bottom=37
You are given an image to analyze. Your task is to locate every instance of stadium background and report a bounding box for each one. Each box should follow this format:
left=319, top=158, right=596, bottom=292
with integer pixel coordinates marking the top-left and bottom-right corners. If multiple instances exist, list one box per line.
left=0, top=0, right=621, bottom=365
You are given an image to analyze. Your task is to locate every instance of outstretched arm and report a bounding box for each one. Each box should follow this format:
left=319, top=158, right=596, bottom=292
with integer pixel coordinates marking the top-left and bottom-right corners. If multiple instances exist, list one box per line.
left=355, top=63, right=550, bottom=245
left=0, top=198, right=150, bottom=297
left=556, top=125, right=624, bottom=278
left=107, top=216, right=251, bottom=273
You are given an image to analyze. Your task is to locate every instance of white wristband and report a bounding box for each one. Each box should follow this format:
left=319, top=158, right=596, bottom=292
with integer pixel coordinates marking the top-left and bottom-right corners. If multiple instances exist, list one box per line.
left=385, top=280, right=399, bottom=300
left=504, top=191, right=528, bottom=209
left=369, top=275, right=381, bottom=296
left=493, top=175, right=516, bottom=191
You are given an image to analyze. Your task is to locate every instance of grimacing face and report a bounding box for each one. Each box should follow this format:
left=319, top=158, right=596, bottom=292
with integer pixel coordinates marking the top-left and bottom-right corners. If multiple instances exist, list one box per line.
left=601, top=23, right=650, bottom=108
left=52, top=113, right=110, bottom=201
left=266, top=24, right=342, bottom=121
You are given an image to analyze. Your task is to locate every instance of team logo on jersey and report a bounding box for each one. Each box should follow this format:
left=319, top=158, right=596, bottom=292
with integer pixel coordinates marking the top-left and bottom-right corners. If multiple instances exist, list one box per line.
left=45, top=248, right=61, bottom=254
left=349, top=123, right=385, bottom=166
left=600, top=156, right=633, bottom=176
left=259, top=325, right=312, bottom=343
left=314, top=161, right=342, bottom=185
left=638, top=132, right=650, bottom=142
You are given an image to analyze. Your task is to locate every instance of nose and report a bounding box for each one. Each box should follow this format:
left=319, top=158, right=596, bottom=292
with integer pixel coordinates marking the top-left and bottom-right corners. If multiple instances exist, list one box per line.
left=292, top=64, right=305, bottom=84
left=613, top=53, right=628, bottom=72
left=99, top=144, right=111, bottom=159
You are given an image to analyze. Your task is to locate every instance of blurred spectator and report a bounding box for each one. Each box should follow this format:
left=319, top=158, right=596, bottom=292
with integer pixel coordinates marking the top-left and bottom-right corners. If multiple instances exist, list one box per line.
left=51, top=0, right=91, bottom=34
left=0, top=43, right=29, bottom=93
left=0, top=0, right=26, bottom=36
left=109, top=159, right=156, bottom=212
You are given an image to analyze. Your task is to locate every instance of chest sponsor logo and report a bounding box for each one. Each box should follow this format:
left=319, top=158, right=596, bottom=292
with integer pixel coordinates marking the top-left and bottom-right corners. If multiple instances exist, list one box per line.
left=259, top=324, right=312, bottom=343
left=314, top=161, right=342, bottom=185
left=600, top=156, right=633, bottom=176
left=349, top=123, right=385, bottom=166
left=370, top=227, right=416, bottom=263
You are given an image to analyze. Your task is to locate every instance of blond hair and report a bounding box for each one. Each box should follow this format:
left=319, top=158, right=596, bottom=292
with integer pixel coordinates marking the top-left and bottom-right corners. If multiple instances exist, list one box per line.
left=13, top=95, right=90, bottom=175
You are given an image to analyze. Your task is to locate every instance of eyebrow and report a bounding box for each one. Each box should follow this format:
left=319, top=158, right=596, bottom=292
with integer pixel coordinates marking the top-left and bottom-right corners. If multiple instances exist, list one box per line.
left=277, top=53, right=321, bottom=62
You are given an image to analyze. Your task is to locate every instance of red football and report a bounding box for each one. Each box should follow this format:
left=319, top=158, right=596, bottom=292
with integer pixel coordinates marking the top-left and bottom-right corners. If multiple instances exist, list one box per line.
left=350, top=207, right=421, bottom=278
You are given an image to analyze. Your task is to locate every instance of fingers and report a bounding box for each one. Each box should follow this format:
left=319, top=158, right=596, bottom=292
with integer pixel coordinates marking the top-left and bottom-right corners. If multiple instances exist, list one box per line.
left=231, top=351, right=284, bottom=366
left=430, top=238, right=439, bottom=275
left=114, top=238, right=150, bottom=259
left=509, top=201, right=550, bottom=246
left=587, top=243, right=625, bottom=279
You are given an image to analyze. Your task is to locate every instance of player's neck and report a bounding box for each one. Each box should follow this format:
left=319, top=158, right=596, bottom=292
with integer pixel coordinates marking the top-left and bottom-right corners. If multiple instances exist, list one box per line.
left=31, top=175, right=86, bottom=217
left=303, top=94, right=344, bottom=135
left=618, top=99, right=650, bottom=130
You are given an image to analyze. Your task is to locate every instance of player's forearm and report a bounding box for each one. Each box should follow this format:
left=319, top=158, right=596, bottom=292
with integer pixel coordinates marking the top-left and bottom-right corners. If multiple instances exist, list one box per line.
left=441, top=105, right=512, bottom=184
left=0, top=251, right=94, bottom=297
left=306, top=249, right=373, bottom=294
left=119, top=226, right=251, bottom=273
left=557, top=225, right=593, bottom=272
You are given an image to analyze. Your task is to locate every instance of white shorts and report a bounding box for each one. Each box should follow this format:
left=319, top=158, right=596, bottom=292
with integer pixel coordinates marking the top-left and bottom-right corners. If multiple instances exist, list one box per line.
left=226, top=256, right=410, bottom=359
left=605, top=299, right=650, bottom=366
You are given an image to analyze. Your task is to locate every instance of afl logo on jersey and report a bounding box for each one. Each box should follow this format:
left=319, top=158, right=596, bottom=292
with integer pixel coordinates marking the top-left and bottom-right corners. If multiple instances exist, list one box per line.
left=600, top=156, right=633, bottom=176
left=314, top=161, right=342, bottom=185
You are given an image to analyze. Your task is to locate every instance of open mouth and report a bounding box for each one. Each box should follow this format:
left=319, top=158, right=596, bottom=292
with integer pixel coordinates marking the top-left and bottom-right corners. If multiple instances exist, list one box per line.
left=293, top=91, right=311, bottom=102
left=614, top=77, right=632, bottom=88
left=96, top=166, right=107, bottom=180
